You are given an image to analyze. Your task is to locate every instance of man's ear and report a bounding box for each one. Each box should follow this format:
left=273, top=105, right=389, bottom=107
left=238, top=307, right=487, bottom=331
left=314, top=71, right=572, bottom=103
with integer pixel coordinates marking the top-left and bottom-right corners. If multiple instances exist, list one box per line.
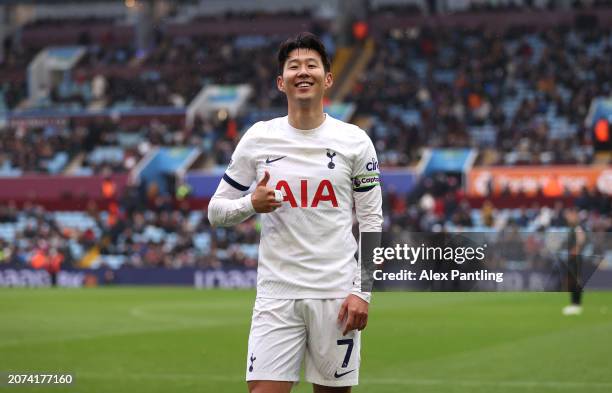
left=324, top=72, right=333, bottom=90
left=277, top=75, right=285, bottom=92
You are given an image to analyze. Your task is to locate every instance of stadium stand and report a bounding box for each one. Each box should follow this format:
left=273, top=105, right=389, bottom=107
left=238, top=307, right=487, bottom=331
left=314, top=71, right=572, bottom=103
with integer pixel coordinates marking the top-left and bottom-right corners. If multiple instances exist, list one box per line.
left=0, top=0, right=610, bottom=272
left=350, top=24, right=611, bottom=166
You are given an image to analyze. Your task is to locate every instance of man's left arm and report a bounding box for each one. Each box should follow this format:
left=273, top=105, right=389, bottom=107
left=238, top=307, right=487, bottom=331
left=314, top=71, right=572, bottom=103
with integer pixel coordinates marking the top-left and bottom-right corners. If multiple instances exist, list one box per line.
left=338, top=134, right=383, bottom=335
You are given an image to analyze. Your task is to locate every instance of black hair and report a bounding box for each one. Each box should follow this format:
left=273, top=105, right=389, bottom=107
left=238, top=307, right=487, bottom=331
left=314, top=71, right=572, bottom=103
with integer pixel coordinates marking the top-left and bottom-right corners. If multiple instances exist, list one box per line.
left=277, top=32, right=331, bottom=75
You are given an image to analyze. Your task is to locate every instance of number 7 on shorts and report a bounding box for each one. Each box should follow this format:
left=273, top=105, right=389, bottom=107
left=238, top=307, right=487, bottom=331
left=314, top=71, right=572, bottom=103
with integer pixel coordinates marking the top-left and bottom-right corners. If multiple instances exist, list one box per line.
left=337, top=339, right=354, bottom=368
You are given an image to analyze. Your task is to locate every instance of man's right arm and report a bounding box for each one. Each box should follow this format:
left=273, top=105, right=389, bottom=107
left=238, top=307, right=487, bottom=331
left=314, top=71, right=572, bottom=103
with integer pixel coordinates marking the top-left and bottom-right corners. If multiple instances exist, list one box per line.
left=207, top=122, right=282, bottom=227
left=207, top=181, right=256, bottom=227
left=208, top=171, right=282, bottom=226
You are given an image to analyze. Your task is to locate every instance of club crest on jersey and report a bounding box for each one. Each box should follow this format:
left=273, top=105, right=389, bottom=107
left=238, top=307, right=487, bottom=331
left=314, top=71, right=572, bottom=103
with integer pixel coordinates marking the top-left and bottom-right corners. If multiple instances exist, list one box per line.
left=326, top=149, right=336, bottom=169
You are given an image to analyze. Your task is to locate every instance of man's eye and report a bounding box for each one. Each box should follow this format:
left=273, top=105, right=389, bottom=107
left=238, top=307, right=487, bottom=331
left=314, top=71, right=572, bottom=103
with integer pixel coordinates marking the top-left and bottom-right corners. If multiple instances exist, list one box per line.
left=308, top=65, right=317, bottom=68
left=289, top=66, right=298, bottom=69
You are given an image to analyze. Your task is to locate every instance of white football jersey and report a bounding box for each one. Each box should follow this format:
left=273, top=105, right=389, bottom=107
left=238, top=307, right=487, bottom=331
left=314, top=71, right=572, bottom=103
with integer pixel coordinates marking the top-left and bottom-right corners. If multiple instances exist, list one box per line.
left=209, top=114, right=383, bottom=300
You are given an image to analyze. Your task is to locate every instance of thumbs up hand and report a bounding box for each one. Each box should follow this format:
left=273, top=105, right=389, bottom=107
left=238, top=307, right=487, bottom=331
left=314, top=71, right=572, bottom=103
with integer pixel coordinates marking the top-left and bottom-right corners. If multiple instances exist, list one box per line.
left=251, top=171, right=283, bottom=213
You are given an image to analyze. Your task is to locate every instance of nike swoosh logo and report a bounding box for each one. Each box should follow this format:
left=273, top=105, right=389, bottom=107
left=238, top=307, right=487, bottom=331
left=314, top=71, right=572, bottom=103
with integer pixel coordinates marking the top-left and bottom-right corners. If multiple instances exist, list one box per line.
left=333, top=369, right=356, bottom=378
left=265, top=156, right=286, bottom=164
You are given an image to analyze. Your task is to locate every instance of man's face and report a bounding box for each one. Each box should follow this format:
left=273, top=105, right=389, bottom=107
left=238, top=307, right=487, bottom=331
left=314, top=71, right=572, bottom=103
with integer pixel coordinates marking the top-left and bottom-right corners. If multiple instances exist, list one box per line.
left=277, top=48, right=333, bottom=104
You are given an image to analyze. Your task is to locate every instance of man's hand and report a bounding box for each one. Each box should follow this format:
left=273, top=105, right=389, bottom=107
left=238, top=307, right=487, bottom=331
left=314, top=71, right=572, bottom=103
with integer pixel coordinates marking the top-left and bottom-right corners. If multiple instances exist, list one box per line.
left=337, top=294, right=369, bottom=335
left=251, top=171, right=282, bottom=213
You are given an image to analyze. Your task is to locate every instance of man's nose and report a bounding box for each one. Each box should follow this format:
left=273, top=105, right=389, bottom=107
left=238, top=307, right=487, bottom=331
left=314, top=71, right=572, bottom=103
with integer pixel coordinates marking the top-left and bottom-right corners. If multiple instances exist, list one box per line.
left=297, top=65, right=310, bottom=76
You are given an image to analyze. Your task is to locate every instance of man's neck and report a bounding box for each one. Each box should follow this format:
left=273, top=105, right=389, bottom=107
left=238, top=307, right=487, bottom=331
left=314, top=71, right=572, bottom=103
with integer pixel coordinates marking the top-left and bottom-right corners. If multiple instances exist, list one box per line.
left=287, top=104, right=325, bottom=130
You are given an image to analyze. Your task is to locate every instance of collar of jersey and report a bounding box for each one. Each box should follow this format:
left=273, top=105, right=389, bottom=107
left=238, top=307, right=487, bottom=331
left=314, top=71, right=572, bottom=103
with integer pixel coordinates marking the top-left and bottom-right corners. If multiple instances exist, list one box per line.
left=284, top=113, right=329, bottom=134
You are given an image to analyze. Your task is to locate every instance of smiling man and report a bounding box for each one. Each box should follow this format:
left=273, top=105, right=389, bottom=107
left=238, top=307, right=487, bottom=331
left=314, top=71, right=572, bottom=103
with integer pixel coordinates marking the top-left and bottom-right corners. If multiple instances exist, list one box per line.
left=207, top=32, right=383, bottom=393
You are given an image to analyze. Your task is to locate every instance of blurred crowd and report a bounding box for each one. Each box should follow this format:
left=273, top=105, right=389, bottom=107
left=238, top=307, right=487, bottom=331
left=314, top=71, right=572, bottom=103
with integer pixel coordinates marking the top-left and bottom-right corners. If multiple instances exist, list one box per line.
left=0, top=21, right=299, bottom=173
left=0, top=121, right=137, bottom=175
left=353, top=24, right=610, bottom=166
left=0, top=190, right=259, bottom=270
left=0, top=4, right=611, bottom=271
left=0, top=114, right=243, bottom=174
left=460, top=0, right=612, bottom=13
left=2, top=21, right=609, bottom=172
left=1, top=18, right=302, bottom=112
left=384, top=173, right=611, bottom=234
left=1, top=179, right=609, bottom=270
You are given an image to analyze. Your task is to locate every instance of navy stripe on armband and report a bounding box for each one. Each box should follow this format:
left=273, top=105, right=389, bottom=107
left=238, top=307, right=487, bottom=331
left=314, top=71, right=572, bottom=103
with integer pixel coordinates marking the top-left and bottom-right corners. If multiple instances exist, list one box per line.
left=354, top=185, right=376, bottom=193
left=223, top=174, right=249, bottom=191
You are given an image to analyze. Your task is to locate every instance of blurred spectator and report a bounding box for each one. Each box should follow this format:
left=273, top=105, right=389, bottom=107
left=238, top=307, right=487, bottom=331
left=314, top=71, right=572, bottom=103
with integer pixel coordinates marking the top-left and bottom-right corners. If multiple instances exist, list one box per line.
left=350, top=24, right=610, bottom=167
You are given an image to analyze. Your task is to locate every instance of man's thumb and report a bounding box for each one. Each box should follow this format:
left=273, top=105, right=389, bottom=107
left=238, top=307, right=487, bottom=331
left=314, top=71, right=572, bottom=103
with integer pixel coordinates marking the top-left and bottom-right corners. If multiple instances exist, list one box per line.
left=257, top=171, right=270, bottom=187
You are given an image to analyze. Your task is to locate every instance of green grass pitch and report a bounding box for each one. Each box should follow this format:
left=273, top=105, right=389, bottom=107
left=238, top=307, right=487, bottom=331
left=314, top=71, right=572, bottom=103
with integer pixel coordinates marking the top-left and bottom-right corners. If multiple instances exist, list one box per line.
left=1, top=289, right=611, bottom=392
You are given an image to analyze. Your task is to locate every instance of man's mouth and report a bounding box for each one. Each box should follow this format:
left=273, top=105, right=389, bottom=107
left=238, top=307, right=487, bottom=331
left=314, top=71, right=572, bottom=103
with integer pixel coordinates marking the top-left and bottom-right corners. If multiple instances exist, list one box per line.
left=295, top=81, right=314, bottom=88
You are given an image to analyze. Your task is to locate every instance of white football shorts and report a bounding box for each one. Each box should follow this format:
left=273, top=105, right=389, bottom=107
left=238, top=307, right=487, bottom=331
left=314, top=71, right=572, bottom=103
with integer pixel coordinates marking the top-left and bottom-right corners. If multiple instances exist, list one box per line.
left=245, top=297, right=361, bottom=387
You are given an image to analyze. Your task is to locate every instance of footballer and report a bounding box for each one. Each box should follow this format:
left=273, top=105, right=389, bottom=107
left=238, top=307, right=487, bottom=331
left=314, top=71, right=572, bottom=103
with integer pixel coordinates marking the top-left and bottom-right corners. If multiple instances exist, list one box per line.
left=208, top=32, right=383, bottom=393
